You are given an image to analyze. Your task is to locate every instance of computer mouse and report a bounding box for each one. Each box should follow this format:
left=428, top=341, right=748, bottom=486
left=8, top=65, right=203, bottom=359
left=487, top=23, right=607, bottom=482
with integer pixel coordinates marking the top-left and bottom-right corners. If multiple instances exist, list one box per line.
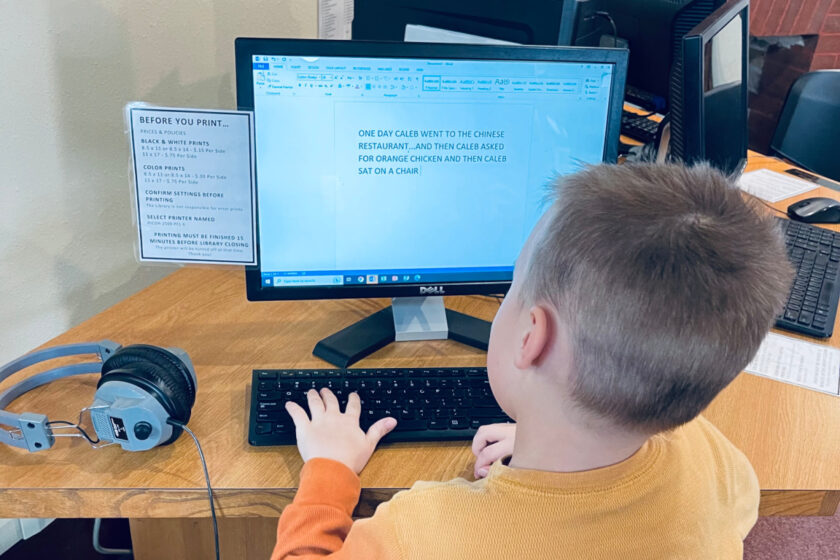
left=787, top=197, right=840, bottom=224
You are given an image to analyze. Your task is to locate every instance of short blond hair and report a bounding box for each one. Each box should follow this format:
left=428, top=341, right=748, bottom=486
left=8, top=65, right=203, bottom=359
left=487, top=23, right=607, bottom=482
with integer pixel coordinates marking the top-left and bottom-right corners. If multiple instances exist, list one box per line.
left=523, top=163, right=792, bottom=433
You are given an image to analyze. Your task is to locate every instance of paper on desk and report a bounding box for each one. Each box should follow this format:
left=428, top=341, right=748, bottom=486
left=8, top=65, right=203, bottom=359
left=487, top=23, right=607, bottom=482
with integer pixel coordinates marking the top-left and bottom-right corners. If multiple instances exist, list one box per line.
left=738, top=169, right=817, bottom=202
left=744, top=332, right=840, bottom=396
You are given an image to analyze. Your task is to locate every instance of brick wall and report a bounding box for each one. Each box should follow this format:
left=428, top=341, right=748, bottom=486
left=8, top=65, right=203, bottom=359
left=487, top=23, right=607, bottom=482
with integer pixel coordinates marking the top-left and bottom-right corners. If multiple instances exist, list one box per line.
left=751, top=0, right=840, bottom=70
left=748, top=0, right=840, bottom=152
left=748, top=36, right=819, bottom=152
left=813, top=2, right=840, bottom=68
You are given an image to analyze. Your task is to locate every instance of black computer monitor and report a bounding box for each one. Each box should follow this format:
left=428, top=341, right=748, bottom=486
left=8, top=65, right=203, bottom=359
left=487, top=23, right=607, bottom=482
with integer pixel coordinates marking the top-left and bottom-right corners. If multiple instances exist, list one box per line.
left=671, top=0, right=749, bottom=174
left=351, top=0, right=597, bottom=47
left=235, top=39, right=627, bottom=366
left=596, top=0, right=725, bottom=112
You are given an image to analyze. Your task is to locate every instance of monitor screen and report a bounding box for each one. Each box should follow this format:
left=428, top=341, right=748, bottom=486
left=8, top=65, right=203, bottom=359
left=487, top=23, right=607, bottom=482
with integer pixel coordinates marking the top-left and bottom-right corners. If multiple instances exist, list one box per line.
left=236, top=40, right=627, bottom=300
left=702, top=8, right=747, bottom=174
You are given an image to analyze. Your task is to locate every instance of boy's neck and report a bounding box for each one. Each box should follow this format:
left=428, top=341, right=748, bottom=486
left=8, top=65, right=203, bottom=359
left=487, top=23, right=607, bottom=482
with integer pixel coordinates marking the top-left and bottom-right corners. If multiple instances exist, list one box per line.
left=509, top=414, right=650, bottom=474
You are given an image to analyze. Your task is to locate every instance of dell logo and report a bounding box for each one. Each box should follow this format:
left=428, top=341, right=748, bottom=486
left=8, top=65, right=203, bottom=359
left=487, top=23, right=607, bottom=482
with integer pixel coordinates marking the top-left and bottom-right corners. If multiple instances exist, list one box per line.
left=419, top=286, right=445, bottom=295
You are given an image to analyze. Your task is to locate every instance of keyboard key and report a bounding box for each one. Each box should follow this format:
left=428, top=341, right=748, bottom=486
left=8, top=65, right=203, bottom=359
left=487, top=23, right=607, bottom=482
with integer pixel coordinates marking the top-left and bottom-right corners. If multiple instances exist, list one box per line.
left=819, top=282, right=836, bottom=306
left=449, top=417, right=469, bottom=430
left=471, top=408, right=503, bottom=417
left=256, top=422, right=272, bottom=434
left=394, top=419, right=427, bottom=431
left=428, top=419, right=447, bottom=430
left=258, top=371, right=277, bottom=380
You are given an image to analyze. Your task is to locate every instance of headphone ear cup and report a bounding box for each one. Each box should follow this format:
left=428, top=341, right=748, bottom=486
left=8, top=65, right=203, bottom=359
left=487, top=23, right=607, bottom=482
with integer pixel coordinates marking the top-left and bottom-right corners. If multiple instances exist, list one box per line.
left=100, top=345, right=196, bottom=435
left=110, top=344, right=196, bottom=406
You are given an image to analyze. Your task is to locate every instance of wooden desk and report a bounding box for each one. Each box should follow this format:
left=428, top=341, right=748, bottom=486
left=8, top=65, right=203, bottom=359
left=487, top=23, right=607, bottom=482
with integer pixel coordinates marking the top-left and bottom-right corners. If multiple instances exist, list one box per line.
left=2, top=154, right=839, bottom=558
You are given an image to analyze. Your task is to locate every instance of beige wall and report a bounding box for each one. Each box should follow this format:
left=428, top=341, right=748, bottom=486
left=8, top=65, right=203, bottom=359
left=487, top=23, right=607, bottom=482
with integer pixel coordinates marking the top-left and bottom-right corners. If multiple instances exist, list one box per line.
left=0, top=1, right=317, bottom=361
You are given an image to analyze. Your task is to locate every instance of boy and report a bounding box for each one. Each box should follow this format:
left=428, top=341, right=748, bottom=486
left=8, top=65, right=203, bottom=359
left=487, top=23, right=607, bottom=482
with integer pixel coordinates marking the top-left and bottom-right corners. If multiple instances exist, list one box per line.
left=272, top=163, right=792, bottom=559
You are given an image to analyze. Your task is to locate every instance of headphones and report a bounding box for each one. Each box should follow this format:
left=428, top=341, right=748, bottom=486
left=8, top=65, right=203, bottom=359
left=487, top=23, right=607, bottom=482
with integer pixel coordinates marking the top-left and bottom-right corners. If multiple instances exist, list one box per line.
left=0, top=341, right=197, bottom=452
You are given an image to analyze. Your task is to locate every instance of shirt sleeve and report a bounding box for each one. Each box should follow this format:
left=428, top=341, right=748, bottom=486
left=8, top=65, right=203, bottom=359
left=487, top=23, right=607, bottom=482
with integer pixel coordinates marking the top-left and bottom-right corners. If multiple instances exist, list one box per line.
left=695, top=416, right=760, bottom=541
left=271, top=458, right=403, bottom=560
left=732, top=452, right=760, bottom=540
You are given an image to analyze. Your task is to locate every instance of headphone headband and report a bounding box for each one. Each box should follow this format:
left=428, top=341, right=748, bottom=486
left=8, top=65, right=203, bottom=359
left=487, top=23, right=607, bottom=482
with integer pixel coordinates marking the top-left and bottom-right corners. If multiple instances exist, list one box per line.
left=0, top=341, right=121, bottom=451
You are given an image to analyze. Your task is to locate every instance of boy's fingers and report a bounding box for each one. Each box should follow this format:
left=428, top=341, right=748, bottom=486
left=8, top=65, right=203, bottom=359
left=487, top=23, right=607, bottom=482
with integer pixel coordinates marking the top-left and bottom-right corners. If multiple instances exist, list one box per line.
left=471, top=426, right=490, bottom=456
left=345, top=392, right=361, bottom=418
left=474, top=442, right=508, bottom=475
left=285, top=401, right=309, bottom=426
left=471, top=424, right=505, bottom=457
left=320, top=387, right=339, bottom=412
left=366, top=417, right=398, bottom=446
left=306, top=389, right=325, bottom=418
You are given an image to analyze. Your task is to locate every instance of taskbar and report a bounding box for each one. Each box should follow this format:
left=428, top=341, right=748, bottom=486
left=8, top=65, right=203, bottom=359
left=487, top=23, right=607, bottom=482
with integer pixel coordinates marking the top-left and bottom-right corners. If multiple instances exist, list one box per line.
left=260, top=268, right=511, bottom=288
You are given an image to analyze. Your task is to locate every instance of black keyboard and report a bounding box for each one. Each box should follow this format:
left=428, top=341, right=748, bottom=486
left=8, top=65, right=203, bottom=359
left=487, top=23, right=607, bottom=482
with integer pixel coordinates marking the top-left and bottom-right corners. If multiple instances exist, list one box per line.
left=775, top=218, right=840, bottom=338
left=620, top=110, right=659, bottom=143
left=248, top=367, right=511, bottom=446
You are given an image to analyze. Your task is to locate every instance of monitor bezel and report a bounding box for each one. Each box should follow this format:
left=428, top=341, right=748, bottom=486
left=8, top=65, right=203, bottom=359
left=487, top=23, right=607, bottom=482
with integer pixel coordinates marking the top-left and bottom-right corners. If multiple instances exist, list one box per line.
left=236, top=38, right=627, bottom=301
left=681, top=0, right=749, bottom=174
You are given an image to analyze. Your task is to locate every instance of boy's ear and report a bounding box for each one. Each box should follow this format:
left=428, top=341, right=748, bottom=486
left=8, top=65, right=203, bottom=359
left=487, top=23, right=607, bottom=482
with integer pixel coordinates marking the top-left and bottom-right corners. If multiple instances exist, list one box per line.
left=514, top=304, right=551, bottom=370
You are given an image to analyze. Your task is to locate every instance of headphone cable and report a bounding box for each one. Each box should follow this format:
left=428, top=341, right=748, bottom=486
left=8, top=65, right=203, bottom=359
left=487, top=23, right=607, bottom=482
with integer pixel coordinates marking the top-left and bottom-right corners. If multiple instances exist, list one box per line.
left=169, top=419, right=220, bottom=560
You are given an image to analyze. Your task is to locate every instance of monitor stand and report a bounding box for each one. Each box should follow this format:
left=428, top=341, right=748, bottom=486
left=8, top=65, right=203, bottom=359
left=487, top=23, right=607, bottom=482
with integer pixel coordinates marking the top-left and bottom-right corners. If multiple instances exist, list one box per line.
left=312, top=296, right=491, bottom=368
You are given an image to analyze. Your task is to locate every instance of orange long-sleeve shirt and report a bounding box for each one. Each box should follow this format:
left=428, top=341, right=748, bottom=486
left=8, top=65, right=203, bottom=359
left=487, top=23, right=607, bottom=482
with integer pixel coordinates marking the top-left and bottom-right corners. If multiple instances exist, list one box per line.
left=271, top=416, right=759, bottom=559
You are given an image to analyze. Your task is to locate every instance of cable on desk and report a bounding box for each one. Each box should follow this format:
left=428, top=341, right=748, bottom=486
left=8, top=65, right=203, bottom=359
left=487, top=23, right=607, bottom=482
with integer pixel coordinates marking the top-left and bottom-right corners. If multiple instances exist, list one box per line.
left=169, top=419, right=220, bottom=560
left=744, top=192, right=788, bottom=217
left=589, top=11, right=618, bottom=47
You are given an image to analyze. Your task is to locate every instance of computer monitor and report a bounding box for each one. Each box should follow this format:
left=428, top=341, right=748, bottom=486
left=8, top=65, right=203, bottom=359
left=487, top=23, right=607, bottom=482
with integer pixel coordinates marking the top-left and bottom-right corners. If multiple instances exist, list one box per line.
left=671, top=0, right=749, bottom=174
left=596, top=0, right=725, bottom=112
left=351, top=0, right=598, bottom=47
left=235, top=39, right=627, bottom=366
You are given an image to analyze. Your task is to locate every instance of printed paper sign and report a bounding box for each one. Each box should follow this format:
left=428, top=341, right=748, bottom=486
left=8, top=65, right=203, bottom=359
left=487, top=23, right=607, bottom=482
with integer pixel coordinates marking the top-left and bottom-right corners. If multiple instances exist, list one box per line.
left=745, top=332, right=840, bottom=396
left=127, top=105, right=256, bottom=264
left=738, top=169, right=817, bottom=203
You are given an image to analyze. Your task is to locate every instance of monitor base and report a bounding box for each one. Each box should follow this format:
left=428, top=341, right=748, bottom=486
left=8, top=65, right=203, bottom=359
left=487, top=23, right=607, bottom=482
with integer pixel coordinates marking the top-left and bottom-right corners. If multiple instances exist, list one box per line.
left=312, top=298, right=491, bottom=368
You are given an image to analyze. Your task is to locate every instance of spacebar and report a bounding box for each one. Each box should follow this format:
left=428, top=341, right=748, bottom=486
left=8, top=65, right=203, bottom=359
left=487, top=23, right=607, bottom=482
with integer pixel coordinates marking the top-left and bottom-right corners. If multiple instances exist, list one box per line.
left=393, top=419, right=428, bottom=431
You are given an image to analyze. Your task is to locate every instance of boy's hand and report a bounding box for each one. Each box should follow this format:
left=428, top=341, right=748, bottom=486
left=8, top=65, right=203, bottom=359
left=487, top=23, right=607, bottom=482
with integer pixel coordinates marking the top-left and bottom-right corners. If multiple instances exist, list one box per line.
left=285, top=388, right=397, bottom=475
left=471, top=423, right=516, bottom=479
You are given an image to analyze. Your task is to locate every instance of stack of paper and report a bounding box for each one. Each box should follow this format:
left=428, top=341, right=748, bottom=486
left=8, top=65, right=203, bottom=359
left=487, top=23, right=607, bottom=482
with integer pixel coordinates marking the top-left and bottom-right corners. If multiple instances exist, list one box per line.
left=738, top=169, right=817, bottom=202
left=745, top=332, right=840, bottom=396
